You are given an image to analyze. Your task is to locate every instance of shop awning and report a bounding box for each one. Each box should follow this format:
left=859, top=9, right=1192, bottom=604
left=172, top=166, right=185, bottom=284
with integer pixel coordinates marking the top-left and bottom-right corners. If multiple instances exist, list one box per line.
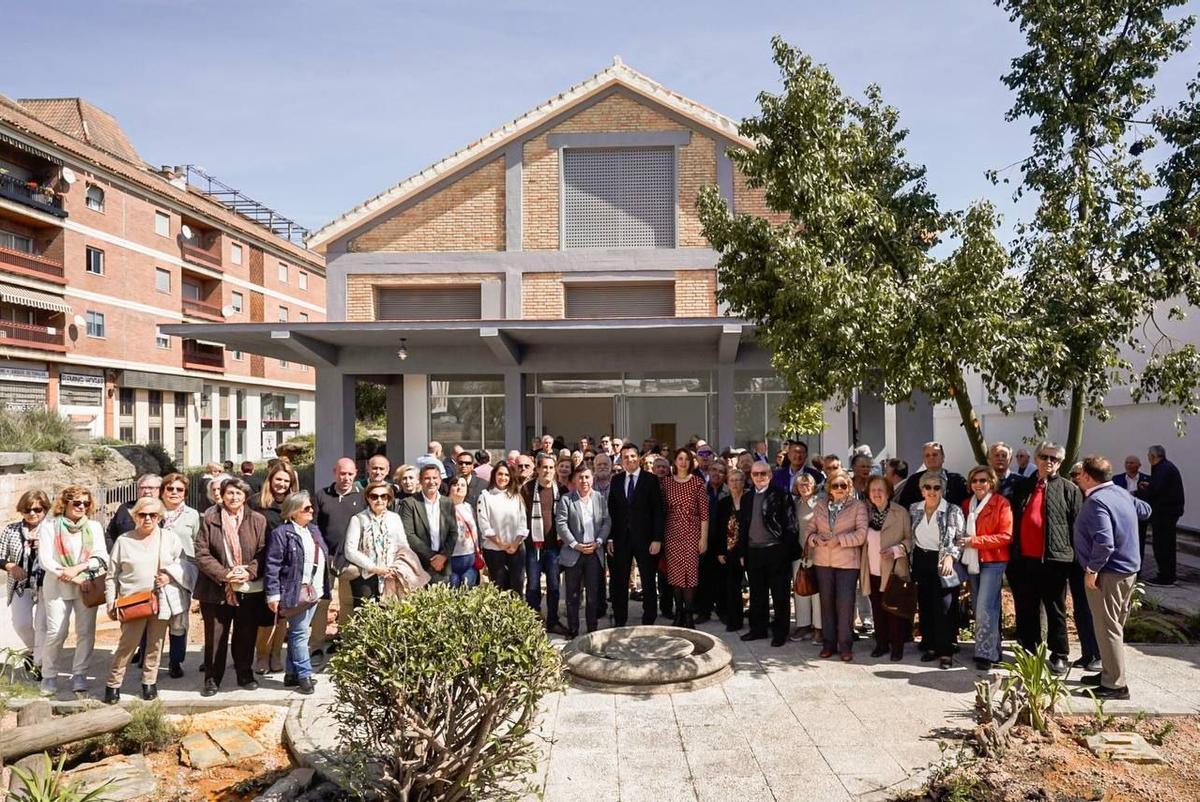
left=0, top=283, right=72, bottom=313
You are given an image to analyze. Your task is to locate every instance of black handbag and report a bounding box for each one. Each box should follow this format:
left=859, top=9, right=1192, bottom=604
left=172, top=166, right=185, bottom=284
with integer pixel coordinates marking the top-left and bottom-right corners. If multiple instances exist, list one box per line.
left=881, top=560, right=917, bottom=620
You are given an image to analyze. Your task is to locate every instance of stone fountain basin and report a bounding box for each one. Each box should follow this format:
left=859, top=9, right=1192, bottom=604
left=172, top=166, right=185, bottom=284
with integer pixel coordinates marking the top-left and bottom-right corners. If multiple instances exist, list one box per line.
left=562, top=625, right=734, bottom=694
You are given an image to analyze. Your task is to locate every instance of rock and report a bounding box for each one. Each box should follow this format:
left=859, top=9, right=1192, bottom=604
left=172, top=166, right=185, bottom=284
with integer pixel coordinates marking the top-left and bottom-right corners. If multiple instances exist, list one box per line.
left=181, top=726, right=266, bottom=769
left=16, top=699, right=52, bottom=727
left=208, top=726, right=266, bottom=762
left=67, top=754, right=156, bottom=801
left=1084, top=732, right=1166, bottom=764
left=6, top=753, right=49, bottom=794
left=253, top=767, right=315, bottom=801
left=296, top=781, right=343, bottom=802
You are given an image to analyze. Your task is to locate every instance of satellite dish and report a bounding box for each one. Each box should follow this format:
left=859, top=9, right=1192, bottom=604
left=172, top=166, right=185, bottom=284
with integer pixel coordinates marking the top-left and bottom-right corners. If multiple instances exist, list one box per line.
left=72, top=314, right=86, bottom=328
left=220, top=305, right=235, bottom=318
left=180, top=224, right=193, bottom=240
left=61, top=167, right=77, bottom=185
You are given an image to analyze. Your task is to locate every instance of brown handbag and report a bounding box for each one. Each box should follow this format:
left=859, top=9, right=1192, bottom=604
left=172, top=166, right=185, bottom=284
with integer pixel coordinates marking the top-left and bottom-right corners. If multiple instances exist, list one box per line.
left=792, top=563, right=818, bottom=597
left=881, top=560, right=918, bottom=620
left=115, top=589, right=159, bottom=622
left=79, top=576, right=107, bottom=608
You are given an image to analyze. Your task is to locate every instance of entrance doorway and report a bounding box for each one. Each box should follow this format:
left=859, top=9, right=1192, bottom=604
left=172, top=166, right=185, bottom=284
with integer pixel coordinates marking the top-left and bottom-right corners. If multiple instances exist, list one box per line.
left=539, top=396, right=615, bottom=447
left=536, top=392, right=709, bottom=451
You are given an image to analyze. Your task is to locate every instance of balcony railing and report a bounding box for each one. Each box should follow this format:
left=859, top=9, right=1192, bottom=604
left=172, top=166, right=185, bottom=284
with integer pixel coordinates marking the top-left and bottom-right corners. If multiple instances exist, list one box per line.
left=0, top=174, right=67, bottom=219
left=0, top=320, right=66, bottom=351
left=182, top=297, right=225, bottom=321
left=181, top=241, right=223, bottom=271
left=183, top=345, right=224, bottom=371
left=0, top=245, right=66, bottom=283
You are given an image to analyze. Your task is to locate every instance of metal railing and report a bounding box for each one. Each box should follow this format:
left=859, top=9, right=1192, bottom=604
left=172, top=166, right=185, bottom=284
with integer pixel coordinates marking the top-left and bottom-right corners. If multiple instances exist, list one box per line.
left=0, top=173, right=67, bottom=218
left=0, top=244, right=65, bottom=280
left=182, top=297, right=224, bottom=320
left=0, top=319, right=65, bottom=349
left=182, top=345, right=224, bottom=369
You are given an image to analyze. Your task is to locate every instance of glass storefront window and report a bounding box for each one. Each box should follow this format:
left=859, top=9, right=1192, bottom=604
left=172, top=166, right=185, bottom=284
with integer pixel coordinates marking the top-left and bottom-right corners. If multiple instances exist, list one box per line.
left=430, top=375, right=504, bottom=395
left=429, top=375, right=505, bottom=451
left=624, top=373, right=710, bottom=394
left=534, top=374, right=624, bottom=395
left=734, top=372, right=787, bottom=393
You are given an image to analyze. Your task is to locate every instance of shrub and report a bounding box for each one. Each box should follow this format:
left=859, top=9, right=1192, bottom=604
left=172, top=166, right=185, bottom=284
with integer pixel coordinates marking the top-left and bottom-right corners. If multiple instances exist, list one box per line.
left=0, top=406, right=79, bottom=453
left=144, top=442, right=178, bottom=475
left=115, top=701, right=179, bottom=754
left=8, top=753, right=111, bottom=802
left=329, top=584, right=564, bottom=801
left=997, top=643, right=1067, bottom=734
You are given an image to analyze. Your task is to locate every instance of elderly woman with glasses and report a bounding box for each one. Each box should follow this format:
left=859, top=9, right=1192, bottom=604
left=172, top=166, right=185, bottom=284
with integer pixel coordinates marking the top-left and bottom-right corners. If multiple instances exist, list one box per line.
left=158, top=473, right=200, bottom=678
left=2, top=490, right=52, bottom=680
left=264, top=491, right=329, bottom=695
left=960, top=466, right=1013, bottom=671
left=805, top=469, right=867, bottom=660
left=195, top=477, right=268, bottom=696
left=908, top=473, right=965, bottom=669
left=40, top=485, right=109, bottom=698
left=345, top=480, right=427, bottom=606
left=103, top=497, right=186, bottom=704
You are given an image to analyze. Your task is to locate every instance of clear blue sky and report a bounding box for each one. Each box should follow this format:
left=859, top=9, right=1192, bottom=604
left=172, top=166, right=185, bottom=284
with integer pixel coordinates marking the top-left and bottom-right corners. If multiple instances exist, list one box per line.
left=6, top=1, right=1198, bottom=236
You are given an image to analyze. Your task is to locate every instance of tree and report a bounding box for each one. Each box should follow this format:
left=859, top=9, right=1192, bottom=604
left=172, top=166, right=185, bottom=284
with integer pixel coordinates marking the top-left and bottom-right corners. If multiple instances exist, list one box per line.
left=995, top=0, right=1199, bottom=466
left=698, top=37, right=1026, bottom=463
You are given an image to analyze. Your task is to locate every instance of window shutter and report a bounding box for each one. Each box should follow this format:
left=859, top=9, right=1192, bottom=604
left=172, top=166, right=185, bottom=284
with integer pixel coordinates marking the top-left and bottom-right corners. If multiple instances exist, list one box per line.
left=562, top=148, right=675, bottom=248
left=564, top=283, right=675, bottom=319
left=376, top=287, right=482, bottom=321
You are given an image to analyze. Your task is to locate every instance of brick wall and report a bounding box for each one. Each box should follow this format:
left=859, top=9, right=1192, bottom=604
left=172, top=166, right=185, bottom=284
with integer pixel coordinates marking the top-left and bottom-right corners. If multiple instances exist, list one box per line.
left=521, top=273, right=564, bottom=319
left=674, top=269, right=717, bottom=317
left=349, top=158, right=505, bottom=253
left=346, top=273, right=500, bottom=321
left=732, top=170, right=790, bottom=226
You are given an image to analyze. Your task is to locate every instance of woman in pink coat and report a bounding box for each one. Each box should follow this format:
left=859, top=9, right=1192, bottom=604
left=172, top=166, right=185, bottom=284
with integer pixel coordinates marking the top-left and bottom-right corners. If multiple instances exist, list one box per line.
left=805, top=469, right=868, bottom=660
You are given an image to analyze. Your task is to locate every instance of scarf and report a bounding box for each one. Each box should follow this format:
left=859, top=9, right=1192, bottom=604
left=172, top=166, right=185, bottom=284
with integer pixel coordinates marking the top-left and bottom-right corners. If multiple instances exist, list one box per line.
left=162, top=503, right=189, bottom=531
left=962, top=494, right=989, bottom=575
left=827, top=500, right=847, bottom=531
left=455, top=505, right=478, bottom=550
left=869, top=504, right=888, bottom=532
left=220, top=507, right=244, bottom=605
left=54, top=516, right=93, bottom=567
left=366, top=512, right=393, bottom=567
left=529, top=483, right=558, bottom=546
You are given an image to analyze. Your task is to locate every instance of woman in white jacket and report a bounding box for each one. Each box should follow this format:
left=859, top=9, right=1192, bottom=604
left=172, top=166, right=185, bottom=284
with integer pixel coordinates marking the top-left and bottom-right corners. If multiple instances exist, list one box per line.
left=476, top=463, right=527, bottom=595
left=40, top=484, right=109, bottom=698
left=344, top=481, right=423, bottom=607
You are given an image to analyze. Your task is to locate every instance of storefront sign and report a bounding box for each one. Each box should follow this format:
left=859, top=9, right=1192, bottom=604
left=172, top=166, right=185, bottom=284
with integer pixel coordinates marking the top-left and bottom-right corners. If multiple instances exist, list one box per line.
left=0, top=365, right=48, bottom=383
left=60, top=371, right=104, bottom=388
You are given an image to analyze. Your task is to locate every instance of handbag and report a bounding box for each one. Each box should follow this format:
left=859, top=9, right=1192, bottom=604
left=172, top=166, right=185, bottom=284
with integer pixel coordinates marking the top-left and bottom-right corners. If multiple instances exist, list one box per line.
left=881, top=560, right=918, bottom=620
left=279, top=582, right=318, bottom=620
left=79, top=576, right=107, bottom=608
left=115, top=589, right=159, bottom=622
left=792, top=563, right=818, bottom=597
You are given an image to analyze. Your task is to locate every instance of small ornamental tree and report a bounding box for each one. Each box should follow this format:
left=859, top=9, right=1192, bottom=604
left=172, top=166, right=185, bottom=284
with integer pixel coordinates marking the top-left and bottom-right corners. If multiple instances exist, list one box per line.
left=329, top=584, right=564, bottom=801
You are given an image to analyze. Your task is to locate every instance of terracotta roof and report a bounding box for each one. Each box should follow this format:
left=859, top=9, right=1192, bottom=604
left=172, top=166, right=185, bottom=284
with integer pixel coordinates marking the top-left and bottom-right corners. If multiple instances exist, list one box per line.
left=0, top=94, right=321, bottom=270
left=306, top=57, right=753, bottom=253
left=18, top=98, right=141, bottom=163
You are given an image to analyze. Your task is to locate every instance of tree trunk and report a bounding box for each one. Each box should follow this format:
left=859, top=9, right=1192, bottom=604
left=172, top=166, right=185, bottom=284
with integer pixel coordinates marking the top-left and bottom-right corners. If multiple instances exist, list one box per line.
left=0, top=706, right=131, bottom=762
left=948, top=370, right=988, bottom=464
left=1064, top=384, right=1086, bottom=469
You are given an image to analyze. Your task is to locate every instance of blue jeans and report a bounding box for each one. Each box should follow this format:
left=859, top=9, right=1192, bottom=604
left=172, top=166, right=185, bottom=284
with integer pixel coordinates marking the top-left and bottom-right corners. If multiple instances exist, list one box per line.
left=449, top=554, right=479, bottom=588
left=525, top=545, right=561, bottom=626
left=285, top=605, right=316, bottom=680
left=968, top=561, right=1007, bottom=662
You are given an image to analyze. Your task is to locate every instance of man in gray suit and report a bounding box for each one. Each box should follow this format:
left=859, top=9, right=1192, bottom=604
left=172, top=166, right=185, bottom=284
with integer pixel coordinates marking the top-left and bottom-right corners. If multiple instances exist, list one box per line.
left=398, top=464, right=457, bottom=583
left=556, top=464, right=610, bottom=637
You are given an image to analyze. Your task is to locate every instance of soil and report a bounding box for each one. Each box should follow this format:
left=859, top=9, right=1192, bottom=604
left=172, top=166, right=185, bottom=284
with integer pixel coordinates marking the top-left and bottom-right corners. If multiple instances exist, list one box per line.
left=916, top=714, right=1200, bottom=802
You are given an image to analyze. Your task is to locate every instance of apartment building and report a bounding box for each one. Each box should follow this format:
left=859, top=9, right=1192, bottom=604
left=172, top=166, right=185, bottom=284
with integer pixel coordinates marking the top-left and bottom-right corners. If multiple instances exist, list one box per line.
left=0, top=95, right=323, bottom=466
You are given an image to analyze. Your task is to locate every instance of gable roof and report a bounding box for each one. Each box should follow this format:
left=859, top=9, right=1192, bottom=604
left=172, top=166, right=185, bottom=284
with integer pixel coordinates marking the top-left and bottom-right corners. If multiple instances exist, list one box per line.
left=306, top=57, right=752, bottom=253
left=18, top=98, right=141, bottom=163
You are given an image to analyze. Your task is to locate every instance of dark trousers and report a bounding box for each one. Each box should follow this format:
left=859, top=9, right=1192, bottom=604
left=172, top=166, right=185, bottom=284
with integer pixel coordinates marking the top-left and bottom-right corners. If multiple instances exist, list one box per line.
left=564, top=552, right=602, bottom=635
left=610, top=545, right=659, bottom=626
left=200, top=597, right=261, bottom=686
left=659, top=567, right=674, bottom=616
left=526, top=545, right=561, bottom=626
left=1068, top=561, right=1099, bottom=660
left=868, top=574, right=907, bottom=656
left=912, top=548, right=959, bottom=658
left=725, top=558, right=745, bottom=629
left=816, top=565, right=859, bottom=652
left=1151, top=514, right=1179, bottom=583
left=483, top=546, right=526, bottom=595
left=1011, top=557, right=1070, bottom=660
left=694, top=552, right=726, bottom=618
left=747, top=545, right=792, bottom=641
left=349, top=576, right=381, bottom=608
left=1136, top=519, right=1149, bottom=574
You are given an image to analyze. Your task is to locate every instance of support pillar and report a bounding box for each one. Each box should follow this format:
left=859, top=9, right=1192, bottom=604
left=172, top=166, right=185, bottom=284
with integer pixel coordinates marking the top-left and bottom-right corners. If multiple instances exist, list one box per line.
left=315, top=368, right=356, bottom=485
left=385, top=379, right=405, bottom=462
left=821, top=398, right=852, bottom=461
left=856, top=391, right=886, bottom=456
left=503, top=371, right=525, bottom=453
left=245, top=392, right=263, bottom=461
left=402, top=374, right=429, bottom=464
left=208, top=384, right=222, bottom=464
left=716, top=367, right=735, bottom=451
left=894, top=392, right=935, bottom=469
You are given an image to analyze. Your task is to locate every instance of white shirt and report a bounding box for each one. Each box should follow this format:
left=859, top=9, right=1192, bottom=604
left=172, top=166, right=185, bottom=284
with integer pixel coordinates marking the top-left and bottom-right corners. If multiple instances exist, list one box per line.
left=578, top=492, right=597, bottom=544
left=914, top=499, right=947, bottom=551
left=423, top=493, right=442, bottom=552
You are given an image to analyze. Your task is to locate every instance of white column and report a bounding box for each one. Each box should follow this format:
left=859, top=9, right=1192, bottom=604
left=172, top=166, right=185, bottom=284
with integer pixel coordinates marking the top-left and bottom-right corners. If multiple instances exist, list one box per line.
left=186, top=391, right=202, bottom=468
left=245, top=391, right=263, bottom=462
left=162, top=393, right=176, bottom=458
left=402, top=373, right=429, bottom=464
left=821, top=398, right=852, bottom=461
left=209, top=384, right=222, bottom=463
left=298, top=392, right=316, bottom=436
left=133, top=390, right=150, bottom=444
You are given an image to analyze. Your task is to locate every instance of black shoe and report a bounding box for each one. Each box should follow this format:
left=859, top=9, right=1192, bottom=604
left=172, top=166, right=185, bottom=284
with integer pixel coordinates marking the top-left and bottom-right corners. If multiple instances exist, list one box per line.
left=1091, top=685, right=1130, bottom=700
left=939, top=657, right=953, bottom=670
left=1080, top=672, right=1103, bottom=687
left=974, top=658, right=993, bottom=671
left=920, top=651, right=938, bottom=662
left=238, top=679, right=259, bottom=691
left=694, top=614, right=712, bottom=626
left=201, top=679, right=218, bottom=697
left=1072, top=655, right=1102, bottom=672
left=1049, top=657, right=1069, bottom=676
left=103, top=686, right=120, bottom=705
left=168, top=664, right=184, bottom=679
left=325, top=642, right=338, bottom=655
left=284, top=673, right=299, bottom=687
left=630, top=589, right=644, bottom=602
left=890, top=650, right=904, bottom=662
left=566, top=630, right=579, bottom=639
left=740, top=631, right=768, bottom=642
left=770, top=635, right=787, bottom=647
left=870, top=646, right=889, bottom=658
left=1144, top=577, right=1176, bottom=587
left=141, top=684, right=157, bottom=701
left=726, top=623, right=742, bottom=632
left=297, top=677, right=315, bottom=695
left=546, top=622, right=570, bottom=637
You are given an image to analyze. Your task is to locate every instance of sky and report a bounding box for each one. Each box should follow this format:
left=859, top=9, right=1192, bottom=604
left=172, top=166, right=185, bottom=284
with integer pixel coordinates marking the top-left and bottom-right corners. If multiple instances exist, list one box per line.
left=5, top=1, right=1199, bottom=239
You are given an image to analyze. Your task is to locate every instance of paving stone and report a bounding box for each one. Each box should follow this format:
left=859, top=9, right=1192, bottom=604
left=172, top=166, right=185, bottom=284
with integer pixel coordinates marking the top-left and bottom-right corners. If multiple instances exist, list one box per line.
left=1084, top=732, right=1166, bottom=764
left=618, top=780, right=699, bottom=802
left=543, top=779, right=620, bottom=801
left=685, top=747, right=759, bottom=779
left=768, top=772, right=853, bottom=802
left=65, top=754, right=155, bottom=801
left=180, top=732, right=228, bottom=769
left=208, top=726, right=266, bottom=762
left=692, top=775, right=773, bottom=802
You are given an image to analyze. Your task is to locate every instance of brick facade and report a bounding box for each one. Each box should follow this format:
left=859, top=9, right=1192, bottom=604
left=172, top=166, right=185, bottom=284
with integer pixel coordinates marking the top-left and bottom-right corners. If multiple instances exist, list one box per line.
left=521, top=273, right=565, bottom=319
left=346, top=273, right=501, bottom=321
left=674, top=269, right=717, bottom=317
left=732, top=169, right=790, bottom=226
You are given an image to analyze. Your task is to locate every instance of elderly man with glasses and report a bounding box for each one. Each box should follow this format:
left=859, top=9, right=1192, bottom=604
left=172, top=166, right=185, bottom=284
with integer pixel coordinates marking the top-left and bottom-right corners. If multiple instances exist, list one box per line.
left=105, top=474, right=162, bottom=549
left=453, top=451, right=489, bottom=510
left=1008, top=442, right=1084, bottom=675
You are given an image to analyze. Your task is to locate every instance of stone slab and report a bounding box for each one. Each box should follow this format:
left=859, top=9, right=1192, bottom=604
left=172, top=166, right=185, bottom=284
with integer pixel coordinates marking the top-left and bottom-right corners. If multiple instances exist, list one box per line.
left=209, top=725, right=267, bottom=762
left=67, top=754, right=156, bottom=801
left=180, top=732, right=228, bottom=769
left=1084, top=732, right=1166, bottom=764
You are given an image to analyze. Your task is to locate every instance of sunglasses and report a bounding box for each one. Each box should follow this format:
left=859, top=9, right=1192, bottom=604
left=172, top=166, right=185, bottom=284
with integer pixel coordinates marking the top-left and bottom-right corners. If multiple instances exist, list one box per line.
left=367, top=493, right=391, bottom=501
left=458, top=460, right=474, bottom=466
left=829, top=482, right=849, bottom=489
left=164, top=486, right=185, bottom=492
left=751, top=472, right=770, bottom=477
left=24, top=507, right=44, bottom=514
left=301, top=505, right=314, bottom=513
left=970, top=478, right=991, bottom=485
left=136, top=512, right=159, bottom=519
left=69, top=499, right=89, bottom=507
left=1037, top=454, right=1062, bottom=463
left=921, top=484, right=943, bottom=491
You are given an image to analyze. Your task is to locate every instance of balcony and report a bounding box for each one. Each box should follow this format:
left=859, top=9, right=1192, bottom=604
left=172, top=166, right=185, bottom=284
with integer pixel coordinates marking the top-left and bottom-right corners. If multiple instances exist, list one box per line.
left=182, top=341, right=225, bottom=372
left=0, top=174, right=67, bottom=219
left=0, top=245, right=66, bottom=284
left=182, top=297, right=225, bottom=322
left=0, top=320, right=66, bottom=352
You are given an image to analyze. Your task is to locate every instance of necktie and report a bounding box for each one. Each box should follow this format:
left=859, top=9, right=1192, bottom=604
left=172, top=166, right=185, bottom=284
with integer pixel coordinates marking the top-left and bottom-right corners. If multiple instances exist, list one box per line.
left=627, top=474, right=636, bottom=502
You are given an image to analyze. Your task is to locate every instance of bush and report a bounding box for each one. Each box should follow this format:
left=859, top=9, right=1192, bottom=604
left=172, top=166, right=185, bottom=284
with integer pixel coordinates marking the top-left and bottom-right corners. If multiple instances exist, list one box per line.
left=144, top=442, right=178, bottom=475
left=115, top=701, right=179, bottom=754
left=0, top=406, right=79, bottom=453
left=329, top=584, right=564, bottom=801
left=9, top=753, right=111, bottom=802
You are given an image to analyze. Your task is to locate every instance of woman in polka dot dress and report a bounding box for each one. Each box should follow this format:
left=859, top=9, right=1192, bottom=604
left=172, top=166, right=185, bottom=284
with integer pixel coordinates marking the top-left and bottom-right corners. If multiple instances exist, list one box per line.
left=660, top=447, right=709, bottom=627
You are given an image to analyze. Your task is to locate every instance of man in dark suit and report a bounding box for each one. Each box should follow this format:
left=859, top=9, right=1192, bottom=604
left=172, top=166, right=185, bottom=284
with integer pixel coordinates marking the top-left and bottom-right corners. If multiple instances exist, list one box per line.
left=771, top=441, right=822, bottom=492
left=398, top=464, right=457, bottom=583
left=1144, top=445, right=1185, bottom=585
left=737, top=461, right=797, bottom=647
left=897, top=442, right=969, bottom=508
left=607, top=444, right=666, bottom=626
left=451, top=450, right=488, bottom=510
left=1113, top=455, right=1151, bottom=570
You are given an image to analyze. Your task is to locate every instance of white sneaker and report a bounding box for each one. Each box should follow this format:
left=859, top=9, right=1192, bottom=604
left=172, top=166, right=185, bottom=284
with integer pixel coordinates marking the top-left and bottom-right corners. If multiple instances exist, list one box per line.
left=39, top=678, right=57, bottom=696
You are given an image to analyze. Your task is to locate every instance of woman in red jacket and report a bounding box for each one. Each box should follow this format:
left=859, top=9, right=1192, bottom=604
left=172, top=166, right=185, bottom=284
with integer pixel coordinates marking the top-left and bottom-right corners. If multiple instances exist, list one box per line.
left=961, top=465, right=1013, bottom=671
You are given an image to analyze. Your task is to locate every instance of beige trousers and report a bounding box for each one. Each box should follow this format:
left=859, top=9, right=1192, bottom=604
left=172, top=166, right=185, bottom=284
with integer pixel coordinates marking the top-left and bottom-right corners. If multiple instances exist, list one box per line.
left=1084, top=571, right=1137, bottom=689
left=107, top=617, right=168, bottom=688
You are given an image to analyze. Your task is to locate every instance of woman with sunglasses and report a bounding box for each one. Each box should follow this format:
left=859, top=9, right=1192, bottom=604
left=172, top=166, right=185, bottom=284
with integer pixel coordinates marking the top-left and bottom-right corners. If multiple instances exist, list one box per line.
left=264, top=491, right=329, bottom=695
left=805, top=470, right=867, bottom=660
left=157, top=473, right=199, bottom=678
left=447, top=476, right=482, bottom=588
left=103, top=497, right=186, bottom=703
left=476, top=463, right=527, bottom=593
left=195, top=477, right=268, bottom=696
left=250, top=463, right=299, bottom=675
left=961, top=466, right=1012, bottom=671
left=344, top=480, right=409, bottom=606
left=908, top=474, right=965, bottom=669
left=40, top=485, right=109, bottom=697
left=1, top=490, right=52, bottom=680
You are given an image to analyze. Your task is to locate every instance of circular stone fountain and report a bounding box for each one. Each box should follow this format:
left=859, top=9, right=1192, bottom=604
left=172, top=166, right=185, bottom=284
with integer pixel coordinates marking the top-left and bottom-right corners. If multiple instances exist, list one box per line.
left=562, top=626, right=734, bottom=694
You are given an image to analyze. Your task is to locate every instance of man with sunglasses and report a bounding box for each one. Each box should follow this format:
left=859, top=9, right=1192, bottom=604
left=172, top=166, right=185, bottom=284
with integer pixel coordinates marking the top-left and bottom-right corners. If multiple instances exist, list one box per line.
left=104, top=474, right=162, bottom=550
left=454, top=452, right=488, bottom=510
left=1008, top=441, right=1083, bottom=675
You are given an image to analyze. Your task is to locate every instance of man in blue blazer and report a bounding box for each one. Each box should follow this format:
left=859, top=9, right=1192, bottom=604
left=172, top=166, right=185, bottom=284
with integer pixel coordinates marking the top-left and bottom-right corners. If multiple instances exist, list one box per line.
left=1112, top=455, right=1151, bottom=570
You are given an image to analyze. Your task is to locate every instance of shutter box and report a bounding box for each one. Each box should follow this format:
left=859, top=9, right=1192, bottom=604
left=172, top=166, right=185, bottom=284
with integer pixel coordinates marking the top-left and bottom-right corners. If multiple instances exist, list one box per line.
left=562, top=148, right=676, bottom=248
left=564, top=282, right=675, bottom=319
left=376, top=286, right=482, bottom=321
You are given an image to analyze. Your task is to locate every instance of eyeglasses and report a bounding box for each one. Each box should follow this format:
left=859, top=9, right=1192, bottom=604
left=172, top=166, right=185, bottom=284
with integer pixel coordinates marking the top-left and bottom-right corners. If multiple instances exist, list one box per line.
left=24, top=507, right=44, bottom=514
left=458, top=460, right=474, bottom=466
left=970, top=478, right=991, bottom=485
left=1037, top=454, right=1062, bottom=464
left=518, top=463, right=533, bottom=470
left=301, top=505, right=314, bottom=513
left=136, top=512, right=159, bottom=519
left=750, top=472, right=770, bottom=477
left=164, top=486, right=185, bottom=493
left=829, top=482, right=849, bottom=489
left=69, top=499, right=88, bottom=508
left=367, top=493, right=391, bottom=501
left=921, top=484, right=943, bottom=492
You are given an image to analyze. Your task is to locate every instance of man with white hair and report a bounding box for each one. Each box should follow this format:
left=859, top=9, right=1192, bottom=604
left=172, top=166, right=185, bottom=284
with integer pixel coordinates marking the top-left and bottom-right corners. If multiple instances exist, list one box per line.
left=1143, top=444, right=1185, bottom=586
left=416, top=441, right=448, bottom=480
left=1014, top=447, right=1037, bottom=478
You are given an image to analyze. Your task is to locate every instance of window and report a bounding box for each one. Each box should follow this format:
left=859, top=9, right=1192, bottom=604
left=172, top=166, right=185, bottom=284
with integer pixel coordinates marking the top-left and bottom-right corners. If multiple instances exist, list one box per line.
left=85, top=185, right=105, bottom=211
left=262, top=393, right=300, bottom=421
left=85, top=246, right=104, bottom=275
left=119, top=425, right=134, bottom=443
left=174, top=392, right=188, bottom=416
left=148, top=426, right=162, bottom=446
left=230, top=242, right=243, bottom=265
left=428, top=375, right=506, bottom=451
left=182, top=280, right=202, bottom=301
left=278, top=306, right=288, bottom=322
left=155, top=268, right=171, bottom=293
left=279, top=358, right=289, bottom=368
left=85, top=310, right=105, bottom=338
left=376, top=287, right=481, bottom=321
left=565, top=282, right=675, bottom=318
left=298, top=312, right=309, bottom=323
left=298, top=271, right=308, bottom=290
left=232, top=349, right=244, bottom=361
left=155, top=326, right=169, bottom=349
left=119, top=387, right=134, bottom=416
left=230, top=291, right=243, bottom=313
left=154, top=211, right=170, bottom=237
left=562, top=147, right=676, bottom=248
left=0, top=230, right=32, bottom=253
left=278, top=262, right=288, bottom=283
left=148, top=390, right=162, bottom=417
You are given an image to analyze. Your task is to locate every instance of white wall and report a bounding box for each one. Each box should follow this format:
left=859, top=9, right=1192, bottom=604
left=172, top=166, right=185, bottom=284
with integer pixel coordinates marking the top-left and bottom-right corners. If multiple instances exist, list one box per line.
left=402, top=374, right=429, bottom=464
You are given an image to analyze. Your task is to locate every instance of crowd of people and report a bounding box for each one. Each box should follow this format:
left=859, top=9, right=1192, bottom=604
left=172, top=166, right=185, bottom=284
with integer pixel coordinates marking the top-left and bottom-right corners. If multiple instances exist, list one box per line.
left=0, top=434, right=1185, bottom=703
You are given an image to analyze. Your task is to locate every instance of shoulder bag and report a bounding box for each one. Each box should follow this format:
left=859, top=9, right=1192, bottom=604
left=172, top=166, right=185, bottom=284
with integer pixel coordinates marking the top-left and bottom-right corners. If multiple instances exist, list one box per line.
left=114, top=534, right=162, bottom=622
left=792, top=562, right=818, bottom=597
left=881, top=559, right=918, bottom=620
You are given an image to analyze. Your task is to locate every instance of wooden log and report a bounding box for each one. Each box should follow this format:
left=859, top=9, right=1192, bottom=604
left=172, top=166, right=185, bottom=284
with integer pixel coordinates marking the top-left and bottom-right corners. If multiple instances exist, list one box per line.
left=0, top=707, right=131, bottom=762
left=16, top=699, right=52, bottom=727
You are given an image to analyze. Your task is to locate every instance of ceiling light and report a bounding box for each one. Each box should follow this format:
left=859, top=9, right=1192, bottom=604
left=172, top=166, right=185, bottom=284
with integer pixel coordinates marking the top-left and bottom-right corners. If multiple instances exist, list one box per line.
left=397, top=338, right=408, bottom=361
